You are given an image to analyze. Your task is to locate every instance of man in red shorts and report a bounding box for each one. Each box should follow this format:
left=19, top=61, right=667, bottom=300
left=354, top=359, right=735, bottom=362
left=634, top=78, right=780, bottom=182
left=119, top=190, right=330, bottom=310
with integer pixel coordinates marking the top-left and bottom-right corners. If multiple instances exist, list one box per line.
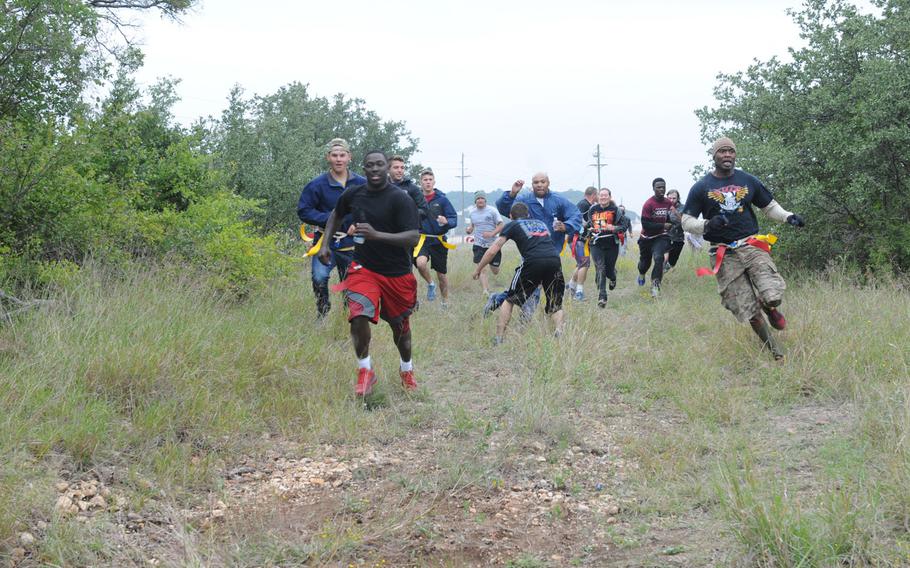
left=318, top=151, right=420, bottom=396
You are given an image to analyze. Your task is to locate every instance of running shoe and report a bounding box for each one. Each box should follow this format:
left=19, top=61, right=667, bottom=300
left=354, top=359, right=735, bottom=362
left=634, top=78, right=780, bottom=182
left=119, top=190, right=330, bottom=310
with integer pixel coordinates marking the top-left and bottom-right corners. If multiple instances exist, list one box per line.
left=650, top=284, right=660, bottom=299
left=483, top=293, right=503, bottom=318
left=400, top=369, right=417, bottom=391
left=609, top=279, right=617, bottom=290
left=355, top=368, right=377, bottom=396
left=637, top=274, right=645, bottom=286
left=574, top=290, right=584, bottom=302
left=492, top=336, right=504, bottom=346
left=427, top=282, right=437, bottom=301
left=566, top=280, right=577, bottom=292
left=764, top=307, right=787, bottom=330
left=664, top=261, right=672, bottom=272
left=597, top=298, right=607, bottom=308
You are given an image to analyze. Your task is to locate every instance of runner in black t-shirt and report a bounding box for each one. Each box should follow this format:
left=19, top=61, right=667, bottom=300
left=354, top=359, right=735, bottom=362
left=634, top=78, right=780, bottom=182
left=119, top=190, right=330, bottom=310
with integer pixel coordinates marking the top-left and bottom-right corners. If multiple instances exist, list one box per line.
left=681, top=137, right=805, bottom=360
left=472, top=202, right=565, bottom=344
left=319, top=151, right=420, bottom=396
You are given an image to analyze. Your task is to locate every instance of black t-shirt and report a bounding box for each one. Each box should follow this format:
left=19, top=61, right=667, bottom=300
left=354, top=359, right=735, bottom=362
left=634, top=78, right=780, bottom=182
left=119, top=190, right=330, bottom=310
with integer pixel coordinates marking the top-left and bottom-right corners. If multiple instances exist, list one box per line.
left=334, top=183, right=418, bottom=276
left=500, top=219, right=559, bottom=261
left=683, top=170, right=774, bottom=244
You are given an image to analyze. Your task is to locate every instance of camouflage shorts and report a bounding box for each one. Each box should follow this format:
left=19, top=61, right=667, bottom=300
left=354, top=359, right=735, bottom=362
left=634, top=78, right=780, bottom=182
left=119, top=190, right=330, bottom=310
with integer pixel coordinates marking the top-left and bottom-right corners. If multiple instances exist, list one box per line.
left=714, top=245, right=786, bottom=322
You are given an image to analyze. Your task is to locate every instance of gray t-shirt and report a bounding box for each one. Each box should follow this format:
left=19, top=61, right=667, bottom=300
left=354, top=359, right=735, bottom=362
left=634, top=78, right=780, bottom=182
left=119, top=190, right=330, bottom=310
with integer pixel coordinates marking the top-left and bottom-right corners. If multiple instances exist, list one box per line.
left=468, top=205, right=503, bottom=248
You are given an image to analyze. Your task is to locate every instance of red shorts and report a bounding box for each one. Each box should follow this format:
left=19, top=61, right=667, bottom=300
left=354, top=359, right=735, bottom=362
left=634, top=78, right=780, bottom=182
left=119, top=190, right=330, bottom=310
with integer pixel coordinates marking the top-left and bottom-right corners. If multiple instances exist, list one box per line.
left=338, top=264, right=417, bottom=331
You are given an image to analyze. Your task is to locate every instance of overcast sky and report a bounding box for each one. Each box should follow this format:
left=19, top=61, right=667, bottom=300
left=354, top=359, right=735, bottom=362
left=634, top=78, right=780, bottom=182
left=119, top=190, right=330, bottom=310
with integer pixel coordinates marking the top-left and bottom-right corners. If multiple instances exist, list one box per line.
left=132, top=0, right=806, bottom=210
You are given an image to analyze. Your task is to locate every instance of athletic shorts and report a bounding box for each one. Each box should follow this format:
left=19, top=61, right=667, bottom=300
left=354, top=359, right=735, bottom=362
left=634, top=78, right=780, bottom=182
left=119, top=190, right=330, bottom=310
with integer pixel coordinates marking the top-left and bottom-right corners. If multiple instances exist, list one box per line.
left=573, top=239, right=591, bottom=268
left=342, top=264, right=417, bottom=332
left=416, top=238, right=448, bottom=274
left=506, top=257, right=565, bottom=314
left=714, top=245, right=786, bottom=322
left=472, top=245, right=502, bottom=267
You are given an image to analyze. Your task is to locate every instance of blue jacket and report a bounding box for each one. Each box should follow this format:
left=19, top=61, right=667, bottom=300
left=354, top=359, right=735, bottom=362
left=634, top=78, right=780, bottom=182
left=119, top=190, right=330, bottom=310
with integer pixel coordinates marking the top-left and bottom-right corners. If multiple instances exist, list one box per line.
left=496, top=190, right=583, bottom=252
left=297, top=171, right=366, bottom=249
left=420, top=189, right=458, bottom=236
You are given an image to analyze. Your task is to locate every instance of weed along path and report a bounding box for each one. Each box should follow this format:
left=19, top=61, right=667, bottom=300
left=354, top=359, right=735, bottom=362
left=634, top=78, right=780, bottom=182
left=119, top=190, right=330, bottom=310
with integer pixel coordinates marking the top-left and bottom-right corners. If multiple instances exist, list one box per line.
left=5, top=251, right=909, bottom=566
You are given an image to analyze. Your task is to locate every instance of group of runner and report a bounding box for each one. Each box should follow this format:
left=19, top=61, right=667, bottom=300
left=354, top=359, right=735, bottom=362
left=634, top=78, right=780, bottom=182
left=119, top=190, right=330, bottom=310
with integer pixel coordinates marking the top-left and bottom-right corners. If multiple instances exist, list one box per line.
left=298, top=137, right=805, bottom=396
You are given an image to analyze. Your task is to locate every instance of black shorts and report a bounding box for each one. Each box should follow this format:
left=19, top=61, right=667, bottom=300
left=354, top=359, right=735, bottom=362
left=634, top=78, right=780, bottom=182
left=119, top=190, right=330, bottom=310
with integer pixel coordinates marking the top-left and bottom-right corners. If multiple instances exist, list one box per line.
left=416, top=238, right=448, bottom=274
left=472, top=245, right=502, bottom=267
left=506, top=257, right=565, bottom=314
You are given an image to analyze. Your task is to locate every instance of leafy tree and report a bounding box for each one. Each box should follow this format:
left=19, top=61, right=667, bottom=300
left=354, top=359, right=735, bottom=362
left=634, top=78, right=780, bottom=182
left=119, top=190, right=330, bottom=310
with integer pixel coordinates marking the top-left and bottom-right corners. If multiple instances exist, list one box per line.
left=211, top=82, right=420, bottom=232
left=696, top=0, right=910, bottom=272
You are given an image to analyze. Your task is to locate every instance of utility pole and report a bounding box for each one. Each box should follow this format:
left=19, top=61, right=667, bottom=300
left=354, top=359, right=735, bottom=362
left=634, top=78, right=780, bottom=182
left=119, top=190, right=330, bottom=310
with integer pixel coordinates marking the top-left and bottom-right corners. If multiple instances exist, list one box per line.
left=455, top=152, right=471, bottom=233
left=589, top=144, right=607, bottom=189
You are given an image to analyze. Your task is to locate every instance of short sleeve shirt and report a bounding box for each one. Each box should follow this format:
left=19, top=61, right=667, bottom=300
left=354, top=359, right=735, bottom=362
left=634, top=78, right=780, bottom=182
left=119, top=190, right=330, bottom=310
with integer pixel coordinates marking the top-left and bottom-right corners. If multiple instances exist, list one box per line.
left=334, top=183, right=418, bottom=276
left=468, top=206, right=503, bottom=248
left=683, top=170, right=774, bottom=244
left=500, top=219, right=559, bottom=261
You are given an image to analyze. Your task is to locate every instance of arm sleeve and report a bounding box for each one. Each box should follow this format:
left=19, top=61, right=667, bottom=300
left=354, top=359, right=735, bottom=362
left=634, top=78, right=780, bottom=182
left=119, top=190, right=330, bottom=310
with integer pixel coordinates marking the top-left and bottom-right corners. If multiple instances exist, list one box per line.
left=682, top=213, right=707, bottom=235
left=561, top=199, right=583, bottom=235
left=443, top=198, right=458, bottom=229
left=496, top=192, right=516, bottom=216
left=297, top=183, right=329, bottom=226
left=760, top=200, right=794, bottom=223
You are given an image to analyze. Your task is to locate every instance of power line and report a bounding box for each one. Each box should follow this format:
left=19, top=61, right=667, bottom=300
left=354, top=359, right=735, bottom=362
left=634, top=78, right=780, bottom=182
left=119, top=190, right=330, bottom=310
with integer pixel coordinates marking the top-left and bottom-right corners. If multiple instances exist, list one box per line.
left=589, top=143, right=607, bottom=189
left=454, top=152, right=472, bottom=229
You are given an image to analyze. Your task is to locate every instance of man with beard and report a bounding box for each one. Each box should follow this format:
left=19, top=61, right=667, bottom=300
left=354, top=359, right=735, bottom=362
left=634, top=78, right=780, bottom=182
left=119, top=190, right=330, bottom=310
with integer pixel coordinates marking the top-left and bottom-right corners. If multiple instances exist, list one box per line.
left=682, top=137, right=805, bottom=360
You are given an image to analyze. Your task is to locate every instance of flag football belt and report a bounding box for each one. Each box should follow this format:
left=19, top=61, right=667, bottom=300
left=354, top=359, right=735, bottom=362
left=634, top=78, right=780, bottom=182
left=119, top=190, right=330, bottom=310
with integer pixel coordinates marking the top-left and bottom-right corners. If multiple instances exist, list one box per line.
left=413, top=234, right=456, bottom=257
left=565, top=234, right=590, bottom=259
left=696, top=234, right=778, bottom=277
left=301, top=225, right=354, bottom=256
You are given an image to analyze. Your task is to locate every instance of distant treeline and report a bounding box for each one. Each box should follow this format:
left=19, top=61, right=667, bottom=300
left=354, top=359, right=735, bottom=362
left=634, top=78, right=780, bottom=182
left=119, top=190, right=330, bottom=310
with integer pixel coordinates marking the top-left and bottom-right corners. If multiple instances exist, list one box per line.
left=1, top=0, right=907, bottom=297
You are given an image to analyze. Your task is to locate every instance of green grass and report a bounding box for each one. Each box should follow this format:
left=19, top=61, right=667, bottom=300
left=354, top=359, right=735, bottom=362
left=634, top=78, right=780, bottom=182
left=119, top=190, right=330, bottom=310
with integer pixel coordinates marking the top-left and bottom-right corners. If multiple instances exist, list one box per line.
left=0, top=249, right=908, bottom=565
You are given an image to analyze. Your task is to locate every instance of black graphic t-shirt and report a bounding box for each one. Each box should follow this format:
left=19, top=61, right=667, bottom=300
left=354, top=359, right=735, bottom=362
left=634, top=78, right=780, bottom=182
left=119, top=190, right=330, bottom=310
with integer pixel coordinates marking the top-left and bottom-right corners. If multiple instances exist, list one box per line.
left=586, top=203, right=620, bottom=245
left=500, top=219, right=558, bottom=261
left=683, top=170, right=774, bottom=244
left=334, top=183, right=418, bottom=276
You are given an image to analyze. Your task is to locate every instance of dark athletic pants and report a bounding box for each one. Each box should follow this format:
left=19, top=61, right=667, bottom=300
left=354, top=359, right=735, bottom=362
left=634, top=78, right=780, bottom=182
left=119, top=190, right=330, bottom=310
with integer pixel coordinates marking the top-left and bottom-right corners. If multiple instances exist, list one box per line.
left=590, top=239, right=619, bottom=300
left=667, top=240, right=684, bottom=268
left=637, top=235, right=670, bottom=284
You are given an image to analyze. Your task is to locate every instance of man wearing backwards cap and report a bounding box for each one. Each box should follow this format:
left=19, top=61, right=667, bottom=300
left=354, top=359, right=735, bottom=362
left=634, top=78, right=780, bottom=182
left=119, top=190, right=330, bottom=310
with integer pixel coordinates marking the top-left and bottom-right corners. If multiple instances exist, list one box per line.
left=298, top=138, right=367, bottom=319
left=466, top=191, right=505, bottom=295
left=682, top=136, right=805, bottom=360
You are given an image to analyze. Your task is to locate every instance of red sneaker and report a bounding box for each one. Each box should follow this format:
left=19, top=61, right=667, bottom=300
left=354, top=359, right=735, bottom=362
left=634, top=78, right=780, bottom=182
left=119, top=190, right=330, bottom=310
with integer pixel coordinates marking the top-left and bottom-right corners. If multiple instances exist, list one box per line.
left=355, top=368, right=377, bottom=396
left=400, top=369, right=417, bottom=391
left=764, top=307, right=787, bottom=330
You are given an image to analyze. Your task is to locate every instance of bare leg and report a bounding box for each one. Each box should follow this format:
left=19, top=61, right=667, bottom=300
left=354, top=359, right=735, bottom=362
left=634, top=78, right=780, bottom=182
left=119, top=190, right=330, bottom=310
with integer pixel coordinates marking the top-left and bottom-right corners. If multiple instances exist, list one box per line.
left=351, top=316, right=372, bottom=359
left=497, top=300, right=514, bottom=338
left=550, top=309, right=565, bottom=335
left=415, top=256, right=433, bottom=285
left=438, top=272, right=449, bottom=301
left=478, top=267, right=490, bottom=293
left=391, top=324, right=412, bottom=362
left=490, top=265, right=501, bottom=276
left=576, top=265, right=590, bottom=285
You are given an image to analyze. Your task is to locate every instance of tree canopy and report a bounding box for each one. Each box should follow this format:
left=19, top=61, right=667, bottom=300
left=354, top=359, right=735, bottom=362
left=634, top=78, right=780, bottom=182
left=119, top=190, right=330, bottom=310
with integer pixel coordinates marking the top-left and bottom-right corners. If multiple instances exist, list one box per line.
left=697, top=0, right=910, bottom=272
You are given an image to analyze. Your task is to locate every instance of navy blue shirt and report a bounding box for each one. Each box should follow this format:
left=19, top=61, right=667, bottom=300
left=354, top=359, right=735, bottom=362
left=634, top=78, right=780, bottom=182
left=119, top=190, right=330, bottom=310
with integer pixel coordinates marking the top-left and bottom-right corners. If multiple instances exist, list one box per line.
left=496, top=191, right=583, bottom=253
left=683, top=169, right=774, bottom=244
left=420, top=189, right=458, bottom=236
left=297, top=171, right=367, bottom=249
left=500, top=219, right=559, bottom=262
